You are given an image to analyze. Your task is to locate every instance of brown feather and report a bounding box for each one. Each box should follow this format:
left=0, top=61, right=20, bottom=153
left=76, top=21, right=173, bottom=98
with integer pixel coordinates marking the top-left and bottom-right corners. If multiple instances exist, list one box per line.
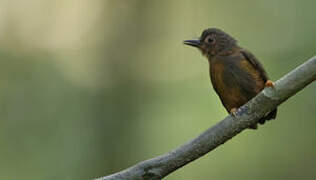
left=184, top=28, right=277, bottom=128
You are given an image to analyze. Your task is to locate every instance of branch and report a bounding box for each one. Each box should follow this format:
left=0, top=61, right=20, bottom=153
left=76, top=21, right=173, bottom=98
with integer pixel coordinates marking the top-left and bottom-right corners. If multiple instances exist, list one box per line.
left=96, top=56, right=316, bottom=180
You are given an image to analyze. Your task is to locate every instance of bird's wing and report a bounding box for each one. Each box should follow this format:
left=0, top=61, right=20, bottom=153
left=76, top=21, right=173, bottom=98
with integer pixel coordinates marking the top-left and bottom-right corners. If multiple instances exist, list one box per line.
left=240, top=49, right=268, bottom=82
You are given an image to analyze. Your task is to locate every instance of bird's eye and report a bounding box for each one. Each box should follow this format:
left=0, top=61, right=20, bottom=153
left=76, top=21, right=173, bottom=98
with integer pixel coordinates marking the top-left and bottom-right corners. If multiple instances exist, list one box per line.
left=205, top=35, right=215, bottom=44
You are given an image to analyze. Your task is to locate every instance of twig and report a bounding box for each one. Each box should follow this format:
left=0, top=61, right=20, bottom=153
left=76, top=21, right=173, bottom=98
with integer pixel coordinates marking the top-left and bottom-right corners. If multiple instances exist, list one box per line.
left=96, top=56, right=316, bottom=180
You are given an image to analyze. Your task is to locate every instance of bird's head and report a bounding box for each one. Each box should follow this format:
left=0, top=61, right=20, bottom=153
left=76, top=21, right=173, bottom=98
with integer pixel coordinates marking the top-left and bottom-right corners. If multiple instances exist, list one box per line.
left=184, top=28, right=237, bottom=57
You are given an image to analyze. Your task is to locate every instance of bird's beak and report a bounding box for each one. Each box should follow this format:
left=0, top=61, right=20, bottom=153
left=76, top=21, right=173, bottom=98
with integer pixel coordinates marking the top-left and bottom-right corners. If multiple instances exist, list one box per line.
left=183, top=39, right=202, bottom=48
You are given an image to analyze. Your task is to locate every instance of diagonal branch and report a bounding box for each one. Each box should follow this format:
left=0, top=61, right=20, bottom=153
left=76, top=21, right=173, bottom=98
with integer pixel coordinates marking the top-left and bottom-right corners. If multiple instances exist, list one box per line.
left=96, top=56, right=316, bottom=180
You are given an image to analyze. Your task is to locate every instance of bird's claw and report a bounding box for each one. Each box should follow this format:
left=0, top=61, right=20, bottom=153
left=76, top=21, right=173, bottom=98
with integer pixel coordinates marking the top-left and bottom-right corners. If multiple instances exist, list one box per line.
left=265, top=80, right=275, bottom=87
left=230, top=108, right=238, bottom=117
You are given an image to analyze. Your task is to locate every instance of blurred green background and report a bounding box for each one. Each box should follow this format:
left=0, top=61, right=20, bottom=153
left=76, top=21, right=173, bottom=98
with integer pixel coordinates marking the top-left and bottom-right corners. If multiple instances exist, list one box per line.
left=0, top=0, right=315, bottom=179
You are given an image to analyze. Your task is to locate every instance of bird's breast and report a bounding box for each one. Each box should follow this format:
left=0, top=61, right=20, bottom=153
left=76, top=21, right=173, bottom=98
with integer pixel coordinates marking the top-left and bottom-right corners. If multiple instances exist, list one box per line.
left=209, top=60, right=246, bottom=103
left=209, top=56, right=264, bottom=110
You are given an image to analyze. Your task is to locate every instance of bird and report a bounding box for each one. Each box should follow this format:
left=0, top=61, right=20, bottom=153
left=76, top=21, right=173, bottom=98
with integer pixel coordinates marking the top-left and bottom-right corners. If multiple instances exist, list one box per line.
left=183, top=28, right=277, bottom=129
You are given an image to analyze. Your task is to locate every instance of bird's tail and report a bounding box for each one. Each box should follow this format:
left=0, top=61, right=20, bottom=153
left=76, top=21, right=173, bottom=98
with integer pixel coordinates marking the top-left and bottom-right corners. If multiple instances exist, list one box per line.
left=249, top=108, right=277, bottom=129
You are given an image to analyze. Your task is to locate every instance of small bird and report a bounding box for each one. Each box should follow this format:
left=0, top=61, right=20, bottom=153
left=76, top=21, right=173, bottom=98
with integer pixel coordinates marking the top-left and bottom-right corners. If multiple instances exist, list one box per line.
left=184, top=28, right=277, bottom=129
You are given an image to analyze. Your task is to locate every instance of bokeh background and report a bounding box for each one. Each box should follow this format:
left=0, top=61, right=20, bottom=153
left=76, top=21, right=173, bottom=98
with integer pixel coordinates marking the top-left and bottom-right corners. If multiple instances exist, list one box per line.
left=1, top=0, right=315, bottom=179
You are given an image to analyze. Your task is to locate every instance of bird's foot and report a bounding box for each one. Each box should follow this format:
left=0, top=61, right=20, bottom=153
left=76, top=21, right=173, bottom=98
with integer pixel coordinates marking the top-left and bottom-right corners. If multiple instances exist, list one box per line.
left=230, top=108, right=238, bottom=117
left=265, top=80, right=275, bottom=87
